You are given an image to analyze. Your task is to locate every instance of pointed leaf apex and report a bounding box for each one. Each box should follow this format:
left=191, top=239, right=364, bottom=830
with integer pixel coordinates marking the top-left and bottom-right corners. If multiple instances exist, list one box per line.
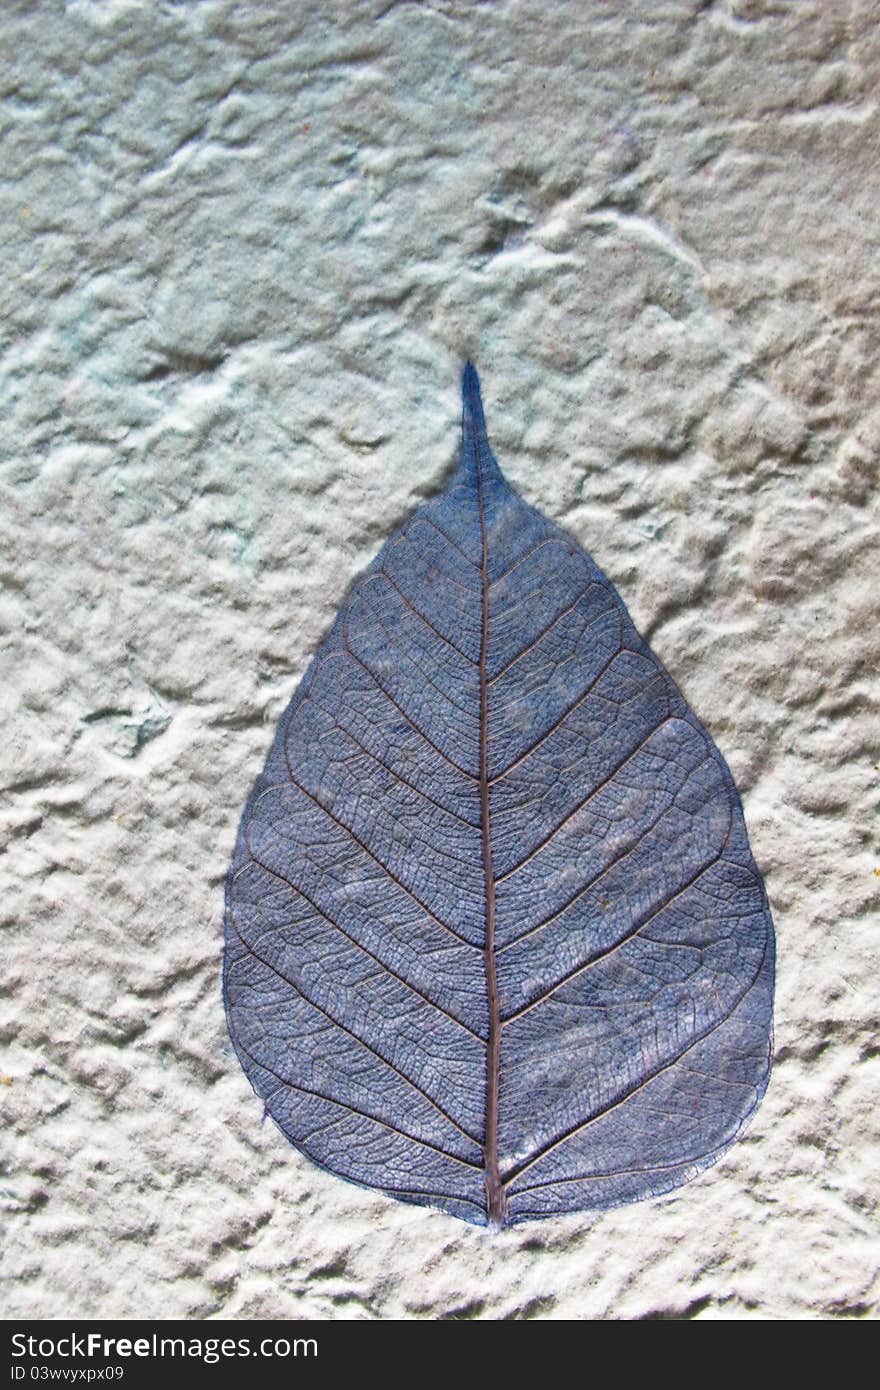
left=462, top=358, right=481, bottom=402
left=459, top=361, right=502, bottom=487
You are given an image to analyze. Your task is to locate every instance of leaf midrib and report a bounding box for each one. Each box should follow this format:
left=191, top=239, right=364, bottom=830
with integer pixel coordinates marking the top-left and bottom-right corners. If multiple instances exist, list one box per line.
left=475, top=434, right=504, bottom=1228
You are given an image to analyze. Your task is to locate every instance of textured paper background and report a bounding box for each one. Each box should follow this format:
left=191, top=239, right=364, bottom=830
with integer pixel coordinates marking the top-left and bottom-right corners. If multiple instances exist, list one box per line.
left=2, top=0, right=877, bottom=1319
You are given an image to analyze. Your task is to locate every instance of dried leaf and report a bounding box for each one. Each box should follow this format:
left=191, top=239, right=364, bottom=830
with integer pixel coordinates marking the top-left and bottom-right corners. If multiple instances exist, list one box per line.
left=224, top=365, right=775, bottom=1226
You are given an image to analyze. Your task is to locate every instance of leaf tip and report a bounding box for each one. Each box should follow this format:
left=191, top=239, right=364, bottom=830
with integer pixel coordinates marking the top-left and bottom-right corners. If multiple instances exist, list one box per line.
left=461, top=360, right=486, bottom=433
left=459, top=361, right=503, bottom=487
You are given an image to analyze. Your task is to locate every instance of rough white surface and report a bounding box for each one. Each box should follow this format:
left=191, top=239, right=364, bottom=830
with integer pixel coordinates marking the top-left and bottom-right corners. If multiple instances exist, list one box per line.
left=2, top=0, right=877, bottom=1321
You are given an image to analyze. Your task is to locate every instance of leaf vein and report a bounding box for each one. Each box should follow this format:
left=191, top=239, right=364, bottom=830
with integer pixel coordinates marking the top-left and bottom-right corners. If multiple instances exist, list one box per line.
left=371, top=568, right=479, bottom=665
left=412, top=514, right=482, bottom=571
left=236, top=852, right=486, bottom=1042
left=502, top=825, right=737, bottom=1023
left=490, top=644, right=647, bottom=785
left=487, top=583, right=608, bottom=686
left=496, top=719, right=690, bottom=884
left=279, top=751, right=482, bottom=951
left=231, top=1030, right=483, bottom=1167
left=501, top=934, right=771, bottom=1189
left=342, top=633, right=478, bottom=782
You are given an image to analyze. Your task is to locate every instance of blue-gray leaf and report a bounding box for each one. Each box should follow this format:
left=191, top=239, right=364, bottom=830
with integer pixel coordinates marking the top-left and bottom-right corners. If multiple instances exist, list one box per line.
left=223, top=364, right=775, bottom=1227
